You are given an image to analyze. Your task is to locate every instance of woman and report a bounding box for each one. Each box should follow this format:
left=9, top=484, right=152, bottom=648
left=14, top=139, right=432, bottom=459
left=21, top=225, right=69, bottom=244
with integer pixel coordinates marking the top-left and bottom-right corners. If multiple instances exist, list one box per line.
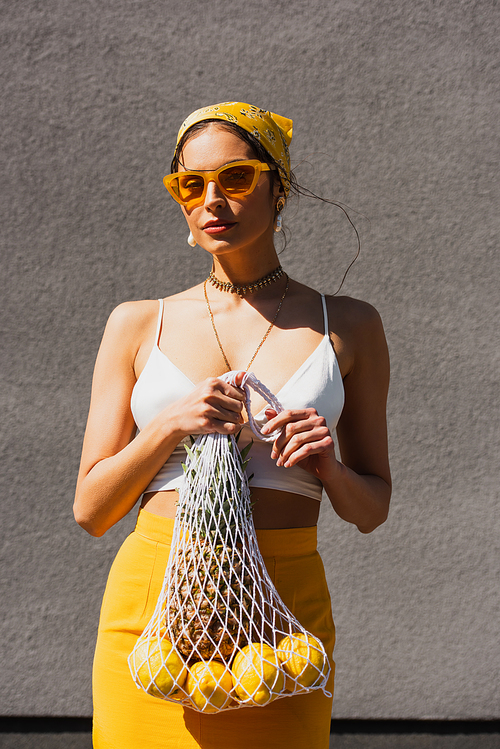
left=74, top=102, right=391, bottom=749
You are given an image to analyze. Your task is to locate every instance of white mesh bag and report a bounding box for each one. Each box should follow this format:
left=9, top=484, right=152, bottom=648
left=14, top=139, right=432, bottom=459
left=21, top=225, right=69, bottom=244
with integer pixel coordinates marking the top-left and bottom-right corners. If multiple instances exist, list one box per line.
left=129, top=371, right=332, bottom=713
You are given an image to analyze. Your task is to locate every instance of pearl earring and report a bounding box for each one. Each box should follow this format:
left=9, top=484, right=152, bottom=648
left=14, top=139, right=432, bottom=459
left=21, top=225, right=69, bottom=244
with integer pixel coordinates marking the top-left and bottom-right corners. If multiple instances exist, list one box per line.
left=275, top=197, right=285, bottom=233
left=187, top=232, right=196, bottom=247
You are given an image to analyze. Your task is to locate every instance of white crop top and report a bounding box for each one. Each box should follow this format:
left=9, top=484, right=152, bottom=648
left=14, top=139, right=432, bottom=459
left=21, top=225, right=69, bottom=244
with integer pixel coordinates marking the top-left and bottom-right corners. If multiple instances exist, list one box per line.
left=131, top=296, right=345, bottom=500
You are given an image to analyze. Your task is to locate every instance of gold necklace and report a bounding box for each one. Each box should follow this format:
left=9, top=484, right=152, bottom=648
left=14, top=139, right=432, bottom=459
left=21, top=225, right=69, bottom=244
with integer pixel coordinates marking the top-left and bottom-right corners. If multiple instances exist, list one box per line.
left=203, top=275, right=289, bottom=372
left=207, top=265, right=284, bottom=297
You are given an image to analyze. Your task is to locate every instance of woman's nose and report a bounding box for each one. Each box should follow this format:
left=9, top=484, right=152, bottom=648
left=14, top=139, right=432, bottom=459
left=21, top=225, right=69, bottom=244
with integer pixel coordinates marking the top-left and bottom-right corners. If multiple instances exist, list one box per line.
left=204, top=179, right=226, bottom=209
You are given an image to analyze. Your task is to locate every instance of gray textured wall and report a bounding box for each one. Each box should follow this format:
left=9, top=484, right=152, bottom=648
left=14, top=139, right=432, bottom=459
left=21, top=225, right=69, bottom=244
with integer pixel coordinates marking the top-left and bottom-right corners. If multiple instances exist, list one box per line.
left=1, top=0, right=498, bottom=720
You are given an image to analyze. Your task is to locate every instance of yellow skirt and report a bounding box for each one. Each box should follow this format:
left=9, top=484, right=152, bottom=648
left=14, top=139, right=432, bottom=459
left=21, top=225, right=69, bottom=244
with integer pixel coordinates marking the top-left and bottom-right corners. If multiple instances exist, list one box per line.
left=93, top=508, right=335, bottom=749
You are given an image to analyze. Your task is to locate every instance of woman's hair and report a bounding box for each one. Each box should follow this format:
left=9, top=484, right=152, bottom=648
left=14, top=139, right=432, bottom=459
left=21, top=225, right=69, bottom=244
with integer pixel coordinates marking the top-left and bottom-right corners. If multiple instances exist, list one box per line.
left=171, top=120, right=360, bottom=294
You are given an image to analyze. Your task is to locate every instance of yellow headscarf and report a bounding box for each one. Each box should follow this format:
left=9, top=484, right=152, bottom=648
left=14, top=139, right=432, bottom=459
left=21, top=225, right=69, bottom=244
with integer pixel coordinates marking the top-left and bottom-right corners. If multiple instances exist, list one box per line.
left=176, top=102, right=293, bottom=195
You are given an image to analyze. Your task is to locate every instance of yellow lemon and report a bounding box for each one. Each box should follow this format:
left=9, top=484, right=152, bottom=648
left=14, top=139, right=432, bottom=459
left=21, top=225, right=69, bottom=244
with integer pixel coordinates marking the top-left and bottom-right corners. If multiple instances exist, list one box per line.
left=186, top=660, right=233, bottom=713
left=231, top=643, right=284, bottom=706
left=277, top=633, right=328, bottom=688
left=133, top=637, right=187, bottom=698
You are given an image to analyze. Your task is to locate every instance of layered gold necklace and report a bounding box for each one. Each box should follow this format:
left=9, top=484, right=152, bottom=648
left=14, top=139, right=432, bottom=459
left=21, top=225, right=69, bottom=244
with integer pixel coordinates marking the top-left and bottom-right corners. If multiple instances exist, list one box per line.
left=203, top=273, right=289, bottom=372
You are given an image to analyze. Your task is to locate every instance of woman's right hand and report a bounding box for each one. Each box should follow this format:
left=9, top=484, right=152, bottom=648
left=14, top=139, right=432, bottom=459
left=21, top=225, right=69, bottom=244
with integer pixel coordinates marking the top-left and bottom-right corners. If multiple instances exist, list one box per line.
left=166, top=375, right=246, bottom=439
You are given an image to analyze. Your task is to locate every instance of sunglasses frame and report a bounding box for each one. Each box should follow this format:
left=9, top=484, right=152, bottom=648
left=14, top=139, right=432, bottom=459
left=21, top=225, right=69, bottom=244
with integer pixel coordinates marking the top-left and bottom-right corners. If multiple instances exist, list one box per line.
left=163, top=160, right=274, bottom=208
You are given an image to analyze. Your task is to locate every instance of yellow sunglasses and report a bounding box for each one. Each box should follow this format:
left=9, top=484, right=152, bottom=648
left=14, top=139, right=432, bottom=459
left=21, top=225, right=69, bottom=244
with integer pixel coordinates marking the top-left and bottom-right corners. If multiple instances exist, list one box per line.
left=163, top=160, right=274, bottom=209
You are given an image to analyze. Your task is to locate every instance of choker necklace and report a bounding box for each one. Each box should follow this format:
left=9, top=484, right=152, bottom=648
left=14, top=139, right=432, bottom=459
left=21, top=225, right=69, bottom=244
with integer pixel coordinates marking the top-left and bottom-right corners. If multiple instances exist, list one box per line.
left=204, top=275, right=289, bottom=372
left=207, top=265, right=284, bottom=297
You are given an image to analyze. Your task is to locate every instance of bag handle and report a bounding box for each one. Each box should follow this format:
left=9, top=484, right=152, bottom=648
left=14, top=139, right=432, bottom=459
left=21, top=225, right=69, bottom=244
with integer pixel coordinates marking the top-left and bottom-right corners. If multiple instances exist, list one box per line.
left=220, top=371, right=283, bottom=443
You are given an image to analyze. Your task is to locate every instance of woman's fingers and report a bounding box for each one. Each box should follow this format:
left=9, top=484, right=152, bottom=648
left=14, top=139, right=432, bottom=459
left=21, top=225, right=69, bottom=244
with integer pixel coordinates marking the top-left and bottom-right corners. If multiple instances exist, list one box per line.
left=232, top=370, right=246, bottom=388
left=275, top=423, right=331, bottom=465
left=199, top=378, right=244, bottom=407
left=214, top=381, right=246, bottom=425
left=177, top=377, right=246, bottom=434
left=278, top=431, right=334, bottom=467
left=261, top=408, right=334, bottom=467
left=262, top=408, right=315, bottom=434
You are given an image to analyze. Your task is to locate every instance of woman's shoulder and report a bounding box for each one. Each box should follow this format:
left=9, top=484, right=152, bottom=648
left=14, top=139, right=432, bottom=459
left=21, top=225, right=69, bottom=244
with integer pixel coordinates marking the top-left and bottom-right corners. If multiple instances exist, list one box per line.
left=323, top=295, right=387, bottom=377
left=104, top=299, right=160, bottom=340
left=104, top=288, right=205, bottom=345
left=291, top=281, right=381, bottom=326
left=325, top=294, right=384, bottom=334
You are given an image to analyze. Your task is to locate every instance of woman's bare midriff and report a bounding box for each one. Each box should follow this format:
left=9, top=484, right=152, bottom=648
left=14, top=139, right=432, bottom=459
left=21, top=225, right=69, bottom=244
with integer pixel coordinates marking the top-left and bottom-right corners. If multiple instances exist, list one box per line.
left=141, top=487, right=321, bottom=529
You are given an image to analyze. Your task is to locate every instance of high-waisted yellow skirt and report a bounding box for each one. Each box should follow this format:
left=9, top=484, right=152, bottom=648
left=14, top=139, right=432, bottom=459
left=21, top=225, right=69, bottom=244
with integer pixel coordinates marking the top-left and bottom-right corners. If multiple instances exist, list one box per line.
left=93, top=508, right=335, bottom=749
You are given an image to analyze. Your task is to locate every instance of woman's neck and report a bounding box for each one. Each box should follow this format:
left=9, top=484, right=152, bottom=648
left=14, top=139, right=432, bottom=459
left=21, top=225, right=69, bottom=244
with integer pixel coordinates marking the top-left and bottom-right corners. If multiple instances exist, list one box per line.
left=210, top=253, right=281, bottom=288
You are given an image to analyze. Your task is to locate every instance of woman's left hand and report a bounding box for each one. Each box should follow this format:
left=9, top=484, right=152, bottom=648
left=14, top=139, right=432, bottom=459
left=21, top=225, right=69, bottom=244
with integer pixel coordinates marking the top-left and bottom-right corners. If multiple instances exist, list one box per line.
left=261, top=407, right=339, bottom=482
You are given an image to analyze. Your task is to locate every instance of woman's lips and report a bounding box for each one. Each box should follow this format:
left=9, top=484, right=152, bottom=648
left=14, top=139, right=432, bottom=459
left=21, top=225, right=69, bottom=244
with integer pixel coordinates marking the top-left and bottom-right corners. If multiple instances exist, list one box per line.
left=203, top=222, right=236, bottom=235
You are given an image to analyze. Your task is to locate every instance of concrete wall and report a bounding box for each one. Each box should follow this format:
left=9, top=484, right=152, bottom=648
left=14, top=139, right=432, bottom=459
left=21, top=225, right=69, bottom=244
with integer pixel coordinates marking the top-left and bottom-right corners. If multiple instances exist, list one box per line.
left=1, top=0, right=498, bottom=719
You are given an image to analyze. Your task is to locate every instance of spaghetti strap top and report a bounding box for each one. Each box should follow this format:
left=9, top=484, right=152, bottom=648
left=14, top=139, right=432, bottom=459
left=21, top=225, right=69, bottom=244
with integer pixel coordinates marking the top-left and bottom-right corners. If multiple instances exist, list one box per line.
left=320, top=293, right=329, bottom=340
left=131, top=294, right=344, bottom=500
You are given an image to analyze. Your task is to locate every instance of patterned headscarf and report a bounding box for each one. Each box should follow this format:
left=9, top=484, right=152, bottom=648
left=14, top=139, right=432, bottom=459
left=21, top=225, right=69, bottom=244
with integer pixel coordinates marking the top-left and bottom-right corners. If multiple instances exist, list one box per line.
left=176, top=102, right=293, bottom=196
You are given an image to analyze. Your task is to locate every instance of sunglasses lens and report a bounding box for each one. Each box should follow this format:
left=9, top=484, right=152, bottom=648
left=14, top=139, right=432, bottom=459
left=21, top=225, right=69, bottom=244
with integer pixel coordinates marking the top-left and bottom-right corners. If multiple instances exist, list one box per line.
left=172, top=174, right=205, bottom=203
left=219, top=164, right=256, bottom=194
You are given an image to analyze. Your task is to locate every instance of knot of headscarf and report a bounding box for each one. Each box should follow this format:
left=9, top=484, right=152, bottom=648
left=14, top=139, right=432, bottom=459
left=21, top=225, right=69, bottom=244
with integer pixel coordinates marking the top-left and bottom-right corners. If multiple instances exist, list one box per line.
left=176, top=102, right=293, bottom=196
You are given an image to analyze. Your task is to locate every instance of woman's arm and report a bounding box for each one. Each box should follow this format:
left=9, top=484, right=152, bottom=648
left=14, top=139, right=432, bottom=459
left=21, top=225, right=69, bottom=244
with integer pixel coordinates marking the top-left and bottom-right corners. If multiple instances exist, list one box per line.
left=331, top=300, right=391, bottom=531
left=74, top=302, right=245, bottom=537
left=261, top=298, right=391, bottom=533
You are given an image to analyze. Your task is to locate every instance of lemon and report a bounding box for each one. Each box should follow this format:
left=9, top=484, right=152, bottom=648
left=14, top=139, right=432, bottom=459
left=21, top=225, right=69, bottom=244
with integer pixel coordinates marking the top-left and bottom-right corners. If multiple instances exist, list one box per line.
left=133, top=637, right=187, bottom=698
left=277, top=633, right=328, bottom=688
left=231, top=643, right=284, bottom=706
left=186, top=660, right=233, bottom=713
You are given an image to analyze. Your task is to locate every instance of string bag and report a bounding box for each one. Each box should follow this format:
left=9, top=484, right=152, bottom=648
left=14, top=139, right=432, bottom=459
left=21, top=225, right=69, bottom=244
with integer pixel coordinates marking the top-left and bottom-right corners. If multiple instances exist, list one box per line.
left=129, top=371, right=332, bottom=712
